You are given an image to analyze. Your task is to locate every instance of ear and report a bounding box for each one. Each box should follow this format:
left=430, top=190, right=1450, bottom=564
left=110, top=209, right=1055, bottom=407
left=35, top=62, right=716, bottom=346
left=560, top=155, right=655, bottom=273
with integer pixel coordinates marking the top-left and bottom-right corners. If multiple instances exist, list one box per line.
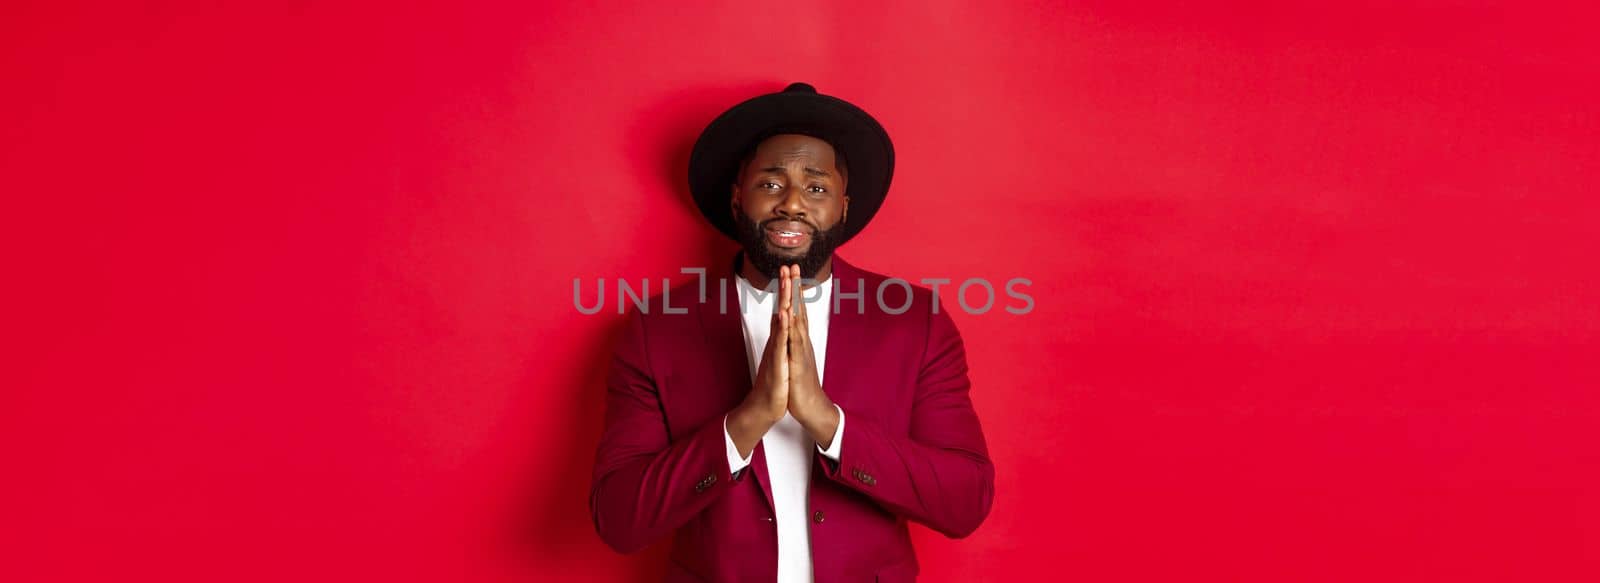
left=841, top=194, right=850, bottom=224
left=729, top=183, right=741, bottom=215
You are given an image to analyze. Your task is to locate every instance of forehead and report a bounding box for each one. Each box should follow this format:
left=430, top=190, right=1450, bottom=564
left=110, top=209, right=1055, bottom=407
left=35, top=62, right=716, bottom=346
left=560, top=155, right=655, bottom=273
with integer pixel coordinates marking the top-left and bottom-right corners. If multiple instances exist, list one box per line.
left=748, top=134, right=839, bottom=167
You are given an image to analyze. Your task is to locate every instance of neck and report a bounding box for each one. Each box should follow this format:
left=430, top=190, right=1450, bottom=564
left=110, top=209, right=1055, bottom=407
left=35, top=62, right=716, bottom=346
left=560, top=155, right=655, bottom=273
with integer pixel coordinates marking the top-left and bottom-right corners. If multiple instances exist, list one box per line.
left=739, top=253, right=834, bottom=291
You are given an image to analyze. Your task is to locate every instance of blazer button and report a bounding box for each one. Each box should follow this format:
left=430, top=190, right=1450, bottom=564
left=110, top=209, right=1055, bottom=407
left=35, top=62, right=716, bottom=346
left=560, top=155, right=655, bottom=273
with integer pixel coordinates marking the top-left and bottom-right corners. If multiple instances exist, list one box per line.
left=854, top=468, right=874, bottom=485
left=693, top=474, right=717, bottom=493
left=812, top=510, right=825, bottom=523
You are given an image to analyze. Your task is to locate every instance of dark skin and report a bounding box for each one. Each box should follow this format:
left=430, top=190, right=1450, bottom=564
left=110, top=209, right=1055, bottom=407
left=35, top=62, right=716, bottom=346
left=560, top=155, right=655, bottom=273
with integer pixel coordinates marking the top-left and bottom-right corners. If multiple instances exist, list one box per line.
left=725, top=134, right=848, bottom=460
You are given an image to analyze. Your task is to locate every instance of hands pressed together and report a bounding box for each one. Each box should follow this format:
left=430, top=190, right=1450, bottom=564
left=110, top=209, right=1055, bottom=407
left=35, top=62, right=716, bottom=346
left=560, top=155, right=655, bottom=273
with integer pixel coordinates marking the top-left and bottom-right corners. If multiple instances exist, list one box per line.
left=727, top=264, right=841, bottom=459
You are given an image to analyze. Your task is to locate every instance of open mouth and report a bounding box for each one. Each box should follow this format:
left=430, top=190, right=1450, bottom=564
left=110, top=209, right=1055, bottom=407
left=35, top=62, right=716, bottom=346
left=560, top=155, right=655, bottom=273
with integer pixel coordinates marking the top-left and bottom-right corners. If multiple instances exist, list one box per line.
left=763, top=221, right=813, bottom=249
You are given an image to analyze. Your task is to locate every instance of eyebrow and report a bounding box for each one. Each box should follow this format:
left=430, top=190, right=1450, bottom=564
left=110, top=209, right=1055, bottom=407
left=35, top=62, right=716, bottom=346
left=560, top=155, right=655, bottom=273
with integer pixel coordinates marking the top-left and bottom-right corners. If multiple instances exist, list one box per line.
left=757, top=166, right=835, bottom=178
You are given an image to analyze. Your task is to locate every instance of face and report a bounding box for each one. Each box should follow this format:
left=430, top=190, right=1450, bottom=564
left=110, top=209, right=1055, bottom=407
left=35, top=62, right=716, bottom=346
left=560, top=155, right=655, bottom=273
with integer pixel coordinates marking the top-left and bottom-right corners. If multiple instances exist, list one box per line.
left=730, top=134, right=850, bottom=281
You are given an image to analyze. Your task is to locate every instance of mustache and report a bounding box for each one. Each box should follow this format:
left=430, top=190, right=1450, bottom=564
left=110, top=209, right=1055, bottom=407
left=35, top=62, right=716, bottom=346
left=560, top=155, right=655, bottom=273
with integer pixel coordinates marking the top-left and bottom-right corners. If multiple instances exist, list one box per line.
left=759, top=217, right=818, bottom=234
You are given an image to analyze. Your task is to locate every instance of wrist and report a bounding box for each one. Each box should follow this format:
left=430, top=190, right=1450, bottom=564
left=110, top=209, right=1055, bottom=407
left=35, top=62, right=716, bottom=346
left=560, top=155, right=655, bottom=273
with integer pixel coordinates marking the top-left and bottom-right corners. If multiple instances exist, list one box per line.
left=796, top=397, right=838, bottom=438
left=735, top=400, right=783, bottom=429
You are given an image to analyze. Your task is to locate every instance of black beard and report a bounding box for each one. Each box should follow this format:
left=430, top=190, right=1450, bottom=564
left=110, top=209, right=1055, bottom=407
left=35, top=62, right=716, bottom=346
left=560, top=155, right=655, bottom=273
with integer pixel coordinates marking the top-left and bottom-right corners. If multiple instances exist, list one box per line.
left=734, top=213, right=843, bottom=281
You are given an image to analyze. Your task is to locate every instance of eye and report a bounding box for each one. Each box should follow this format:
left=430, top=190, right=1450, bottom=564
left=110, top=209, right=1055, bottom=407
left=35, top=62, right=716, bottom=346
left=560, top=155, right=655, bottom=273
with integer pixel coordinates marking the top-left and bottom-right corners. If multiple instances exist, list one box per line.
left=807, top=185, right=827, bottom=194
left=759, top=181, right=782, bottom=190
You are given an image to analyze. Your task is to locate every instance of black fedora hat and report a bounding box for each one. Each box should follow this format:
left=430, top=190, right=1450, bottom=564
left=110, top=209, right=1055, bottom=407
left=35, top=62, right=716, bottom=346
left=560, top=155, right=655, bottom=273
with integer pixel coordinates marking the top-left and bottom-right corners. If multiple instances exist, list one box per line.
left=688, top=82, right=894, bottom=245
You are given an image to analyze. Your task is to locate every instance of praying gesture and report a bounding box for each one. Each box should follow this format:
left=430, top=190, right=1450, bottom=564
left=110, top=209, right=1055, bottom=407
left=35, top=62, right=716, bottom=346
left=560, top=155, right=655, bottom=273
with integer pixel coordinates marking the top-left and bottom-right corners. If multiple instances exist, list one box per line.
left=779, top=264, right=839, bottom=448
left=726, top=264, right=841, bottom=457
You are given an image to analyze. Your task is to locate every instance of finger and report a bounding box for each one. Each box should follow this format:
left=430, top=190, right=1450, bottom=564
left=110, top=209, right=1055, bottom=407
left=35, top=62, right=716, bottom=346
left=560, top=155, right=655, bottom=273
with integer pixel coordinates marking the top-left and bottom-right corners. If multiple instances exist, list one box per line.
left=792, top=264, right=809, bottom=328
left=768, top=310, right=782, bottom=349
left=791, top=266, right=805, bottom=331
left=791, top=264, right=801, bottom=318
left=788, top=266, right=809, bottom=364
left=779, top=265, right=791, bottom=317
left=776, top=274, right=791, bottom=355
left=776, top=301, right=788, bottom=344
left=777, top=311, right=789, bottom=362
left=790, top=267, right=806, bottom=355
left=774, top=264, right=787, bottom=325
left=788, top=298, right=802, bottom=359
left=788, top=265, right=798, bottom=317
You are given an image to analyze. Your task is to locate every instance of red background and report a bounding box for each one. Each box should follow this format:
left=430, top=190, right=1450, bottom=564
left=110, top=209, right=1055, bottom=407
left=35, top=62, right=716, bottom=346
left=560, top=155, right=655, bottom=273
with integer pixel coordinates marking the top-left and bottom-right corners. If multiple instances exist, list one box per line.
left=5, top=2, right=1597, bottom=581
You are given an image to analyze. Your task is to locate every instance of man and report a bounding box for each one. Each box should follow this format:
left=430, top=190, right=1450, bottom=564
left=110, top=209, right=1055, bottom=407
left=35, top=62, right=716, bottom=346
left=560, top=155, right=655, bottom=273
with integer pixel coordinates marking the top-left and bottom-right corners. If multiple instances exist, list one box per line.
left=590, top=82, right=995, bottom=583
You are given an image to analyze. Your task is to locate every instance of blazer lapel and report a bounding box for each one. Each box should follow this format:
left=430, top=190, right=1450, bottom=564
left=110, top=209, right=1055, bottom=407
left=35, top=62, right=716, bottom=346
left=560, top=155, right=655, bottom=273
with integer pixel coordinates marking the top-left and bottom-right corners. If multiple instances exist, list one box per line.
left=822, top=254, right=865, bottom=413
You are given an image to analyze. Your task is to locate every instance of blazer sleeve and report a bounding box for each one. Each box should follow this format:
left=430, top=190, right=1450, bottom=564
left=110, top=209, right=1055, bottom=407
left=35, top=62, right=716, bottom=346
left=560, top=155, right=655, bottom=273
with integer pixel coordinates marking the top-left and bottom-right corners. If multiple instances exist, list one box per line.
left=589, top=310, right=738, bottom=554
left=816, top=306, right=996, bottom=538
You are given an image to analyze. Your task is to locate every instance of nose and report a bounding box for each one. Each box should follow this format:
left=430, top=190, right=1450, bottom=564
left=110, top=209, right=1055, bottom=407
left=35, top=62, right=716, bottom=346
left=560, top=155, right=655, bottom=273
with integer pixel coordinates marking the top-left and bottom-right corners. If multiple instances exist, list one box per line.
left=775, top=185, right=807, bottom=220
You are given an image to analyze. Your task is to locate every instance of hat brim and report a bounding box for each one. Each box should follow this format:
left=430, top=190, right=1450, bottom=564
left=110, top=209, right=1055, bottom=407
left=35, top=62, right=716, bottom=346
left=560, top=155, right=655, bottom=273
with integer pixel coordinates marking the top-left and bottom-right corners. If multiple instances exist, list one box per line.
left=688, top=86, right=894, bottom=245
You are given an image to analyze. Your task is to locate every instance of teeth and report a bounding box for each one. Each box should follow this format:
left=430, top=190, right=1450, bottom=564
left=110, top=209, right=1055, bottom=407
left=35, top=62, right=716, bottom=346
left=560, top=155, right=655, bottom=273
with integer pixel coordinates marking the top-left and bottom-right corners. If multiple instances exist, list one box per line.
left=781, top=231, right=800, bottom=236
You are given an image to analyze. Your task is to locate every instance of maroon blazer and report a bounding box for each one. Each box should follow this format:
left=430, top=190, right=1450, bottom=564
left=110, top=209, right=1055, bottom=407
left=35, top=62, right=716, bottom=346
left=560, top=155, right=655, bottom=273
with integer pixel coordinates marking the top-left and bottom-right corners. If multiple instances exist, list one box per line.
left=589, top=253, right=995, bottom=582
